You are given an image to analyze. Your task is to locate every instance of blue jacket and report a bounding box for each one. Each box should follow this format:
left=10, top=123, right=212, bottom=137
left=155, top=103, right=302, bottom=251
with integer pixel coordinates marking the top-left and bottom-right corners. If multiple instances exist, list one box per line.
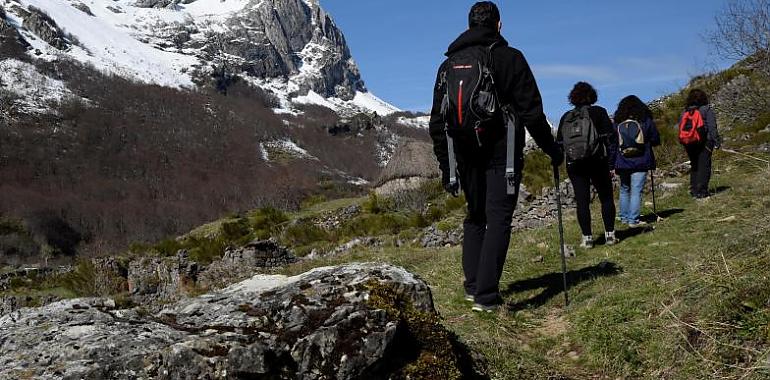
left=614, top=118, right=660, bottom=171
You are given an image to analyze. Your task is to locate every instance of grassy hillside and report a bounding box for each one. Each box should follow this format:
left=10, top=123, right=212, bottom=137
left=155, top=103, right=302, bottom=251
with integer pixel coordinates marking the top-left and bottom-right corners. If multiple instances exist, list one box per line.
left=5, top=56, right=770, bottom=378
left=282, top=151, right=770, bottom=379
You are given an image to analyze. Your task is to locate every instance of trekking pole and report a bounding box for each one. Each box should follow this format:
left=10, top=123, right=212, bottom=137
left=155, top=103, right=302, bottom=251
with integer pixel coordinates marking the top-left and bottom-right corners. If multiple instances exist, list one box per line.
left=553, top=166, right=570, bottom=306
left=650, top=170, right=662, bottom=222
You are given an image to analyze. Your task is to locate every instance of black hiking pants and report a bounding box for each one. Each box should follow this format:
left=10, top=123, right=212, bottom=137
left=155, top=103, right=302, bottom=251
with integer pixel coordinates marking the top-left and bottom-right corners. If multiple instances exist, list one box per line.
left=686, top=144, right=712, bottom=198
left=566, top=156, right=616, bottom=237
left=459, top=160, right=519, bottom=307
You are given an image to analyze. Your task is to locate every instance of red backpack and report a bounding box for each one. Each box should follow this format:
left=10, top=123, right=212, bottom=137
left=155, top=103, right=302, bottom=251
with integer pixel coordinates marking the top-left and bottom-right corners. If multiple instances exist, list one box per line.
left=678, top=108, right=705, bottom=145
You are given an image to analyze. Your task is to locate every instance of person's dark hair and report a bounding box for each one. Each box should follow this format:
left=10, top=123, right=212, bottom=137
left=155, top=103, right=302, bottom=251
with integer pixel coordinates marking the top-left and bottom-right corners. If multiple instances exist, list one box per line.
left=469, top=2, right=500, bottom=29
left=614, top=95, right=653, bottom=122
left=686, top=89, right=709, bottom=107
left=568, top=82, right=598, bottom=107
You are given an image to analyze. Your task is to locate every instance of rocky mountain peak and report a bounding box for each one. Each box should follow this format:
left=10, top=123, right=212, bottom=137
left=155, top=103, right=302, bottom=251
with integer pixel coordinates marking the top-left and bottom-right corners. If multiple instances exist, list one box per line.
left=1, top=0, right=381, bottom=108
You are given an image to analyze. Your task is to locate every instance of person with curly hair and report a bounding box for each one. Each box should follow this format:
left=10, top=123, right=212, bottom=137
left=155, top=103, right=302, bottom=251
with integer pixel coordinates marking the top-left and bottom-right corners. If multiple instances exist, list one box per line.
left=613, top=95, right=661, bottom=226
left=557, top=82, right=618, bottom=249
left=680, top=89, right=721, bottom=199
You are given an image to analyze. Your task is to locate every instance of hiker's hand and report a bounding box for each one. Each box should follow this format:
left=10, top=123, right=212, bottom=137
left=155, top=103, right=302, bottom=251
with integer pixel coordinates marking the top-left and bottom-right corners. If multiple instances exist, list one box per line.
left=444, top=181, right=460, bottom=197
left=548, top=146, right=564, bottom=167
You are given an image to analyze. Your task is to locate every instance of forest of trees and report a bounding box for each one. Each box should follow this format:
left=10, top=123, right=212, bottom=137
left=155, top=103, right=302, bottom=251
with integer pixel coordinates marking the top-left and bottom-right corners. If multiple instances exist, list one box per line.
left=0, top=58, right=405, bottom=261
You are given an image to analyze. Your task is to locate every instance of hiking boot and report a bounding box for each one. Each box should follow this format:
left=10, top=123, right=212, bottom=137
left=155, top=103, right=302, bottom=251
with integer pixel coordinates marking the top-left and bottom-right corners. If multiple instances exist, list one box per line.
left=605, top=231, right=618, bottom=246
left=472, top=303, right=500, bottom=313
left=580, top=235, right=594, bottom=249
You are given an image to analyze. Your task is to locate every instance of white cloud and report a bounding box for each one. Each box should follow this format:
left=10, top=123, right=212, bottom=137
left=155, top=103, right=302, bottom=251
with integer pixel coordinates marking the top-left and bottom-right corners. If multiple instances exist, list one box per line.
left=534, top=56, right=693, bottom=88
left=533, top=64, right=619, bottom=82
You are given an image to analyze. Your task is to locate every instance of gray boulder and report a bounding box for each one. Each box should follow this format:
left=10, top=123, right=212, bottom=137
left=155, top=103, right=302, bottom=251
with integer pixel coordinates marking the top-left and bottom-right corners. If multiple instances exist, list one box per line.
left=0, top=263, right=488, bottom=379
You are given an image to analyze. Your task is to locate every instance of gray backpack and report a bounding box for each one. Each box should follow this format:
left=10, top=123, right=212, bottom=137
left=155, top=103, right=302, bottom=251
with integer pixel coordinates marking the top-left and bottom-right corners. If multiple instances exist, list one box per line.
left=561, top=106, right=601, bottom=161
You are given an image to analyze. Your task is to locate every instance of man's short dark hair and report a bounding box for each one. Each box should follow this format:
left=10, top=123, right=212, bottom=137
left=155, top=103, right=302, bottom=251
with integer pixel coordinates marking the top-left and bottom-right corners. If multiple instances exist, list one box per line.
left=469, top=2, right=500, bottom=29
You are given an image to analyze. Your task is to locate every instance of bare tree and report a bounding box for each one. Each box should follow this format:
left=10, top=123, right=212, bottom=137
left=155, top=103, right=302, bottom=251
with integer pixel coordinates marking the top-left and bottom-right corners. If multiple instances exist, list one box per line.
left=708, top=0, right=770, bottom=74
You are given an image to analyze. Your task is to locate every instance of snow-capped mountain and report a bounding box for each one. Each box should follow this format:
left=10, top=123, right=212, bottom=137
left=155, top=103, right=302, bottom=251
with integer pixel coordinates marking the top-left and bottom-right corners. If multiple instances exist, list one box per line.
left=0, top=0, right=399, bottom=115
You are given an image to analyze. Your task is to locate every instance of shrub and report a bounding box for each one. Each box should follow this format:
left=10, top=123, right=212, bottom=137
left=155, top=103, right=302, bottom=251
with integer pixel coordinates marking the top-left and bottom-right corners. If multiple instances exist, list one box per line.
left=58, top=259, right=98, bottom=297
left=522, top=151, right=560, bottom=194
left=444, top=194, right=466, bottom=213
left=281, top=221, right=332, bottom=247
left=362, top=192, right=391, bottom=215
left=247, top=207, right=289, bottom=240
left=341, top=213, right=411, bottom=238
left=300, top=194, right=327, bottom=209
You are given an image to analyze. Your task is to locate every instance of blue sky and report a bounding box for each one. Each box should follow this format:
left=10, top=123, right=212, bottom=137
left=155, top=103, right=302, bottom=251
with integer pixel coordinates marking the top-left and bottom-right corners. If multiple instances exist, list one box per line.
left=322, top=0, right=734, bottom=121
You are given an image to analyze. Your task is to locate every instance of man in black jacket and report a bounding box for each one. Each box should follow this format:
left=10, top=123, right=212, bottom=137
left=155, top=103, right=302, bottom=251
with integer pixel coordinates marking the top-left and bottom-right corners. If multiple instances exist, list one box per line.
left=429, top=1, right=563, bottom=312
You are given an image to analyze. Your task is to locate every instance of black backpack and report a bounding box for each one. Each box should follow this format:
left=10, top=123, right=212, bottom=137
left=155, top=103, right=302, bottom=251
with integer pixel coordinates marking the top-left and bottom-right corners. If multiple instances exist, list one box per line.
left=560, top=106, right=601, bottom=161
left=439, top=44, right=500, bottom=146
left=438, top=43, right=519, bottom=195
left=617, top=119, right=646, bottom=157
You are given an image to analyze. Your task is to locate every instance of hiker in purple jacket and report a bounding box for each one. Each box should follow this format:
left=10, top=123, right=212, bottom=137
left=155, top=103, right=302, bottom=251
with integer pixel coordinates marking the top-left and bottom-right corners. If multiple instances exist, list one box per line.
left=613, top=95, right=660, bottom=227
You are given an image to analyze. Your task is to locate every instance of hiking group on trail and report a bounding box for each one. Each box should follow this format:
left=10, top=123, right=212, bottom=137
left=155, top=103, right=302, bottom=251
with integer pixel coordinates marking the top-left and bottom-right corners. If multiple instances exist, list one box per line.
left=428, top=1, right=721, bottom=313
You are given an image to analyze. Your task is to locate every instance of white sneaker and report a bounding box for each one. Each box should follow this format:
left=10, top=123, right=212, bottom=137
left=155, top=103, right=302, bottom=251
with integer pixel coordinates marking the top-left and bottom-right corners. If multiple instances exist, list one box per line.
left=605, top=231, right=618, bottom=246
left=580, top=235, right=594, bottom=249
left=472, top=303, right=500, bottom=313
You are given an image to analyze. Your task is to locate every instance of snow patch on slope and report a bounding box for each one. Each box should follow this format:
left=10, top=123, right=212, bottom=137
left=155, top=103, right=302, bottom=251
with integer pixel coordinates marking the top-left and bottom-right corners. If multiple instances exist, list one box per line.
left=0, top=59, right=78, bottom=113
left=288, top=90, right=400, bottom=117
left=351, top=92, right=400, bottom=116
left=397, top=115, right=430, bottom=129
left=260, top=139, right=317, bottom=162
left=5, top=0, right=198, bottom=87
left=181, top=0, right=256, bottom=17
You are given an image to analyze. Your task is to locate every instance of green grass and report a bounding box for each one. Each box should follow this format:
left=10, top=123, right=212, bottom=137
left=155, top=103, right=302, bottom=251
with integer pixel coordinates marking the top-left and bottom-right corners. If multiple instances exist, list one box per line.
left=280, top=153, right=770, bottom=379
left=129, top=207, right=290, bottom=264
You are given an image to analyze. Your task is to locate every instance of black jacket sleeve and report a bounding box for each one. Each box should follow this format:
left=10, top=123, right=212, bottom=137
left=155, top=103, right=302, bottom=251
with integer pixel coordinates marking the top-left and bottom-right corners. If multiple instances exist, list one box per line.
left=597, top=107, right=617, bottom=170
left=556, top=113, right=567, bottom=144
left=505, top=49, right=557, bottom=156
left=647, top=118, right=661, bottom=147
left=428, top=62, right=450, bottom=184
left=702, top=106, right=721, bottom=150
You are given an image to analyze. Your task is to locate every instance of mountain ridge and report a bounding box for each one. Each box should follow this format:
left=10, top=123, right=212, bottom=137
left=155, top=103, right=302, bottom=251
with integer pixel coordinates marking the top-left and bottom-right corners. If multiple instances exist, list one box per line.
left=0, top=0, right=399, bottom=115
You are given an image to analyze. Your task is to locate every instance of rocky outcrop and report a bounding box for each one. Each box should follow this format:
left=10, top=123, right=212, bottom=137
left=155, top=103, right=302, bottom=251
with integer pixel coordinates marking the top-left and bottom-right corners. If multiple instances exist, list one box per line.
left=0, top=263, right=488, bottom=379
left=134, top=0, right=195, bottom=9
left=511, top=181, right=577, bottom=232
left=198, top=239, right=296, bottom=289
left=312, top=204, right=361, bottom=231
left=0, top=6, right=29, bottom=59
left=22, top=6, right=70, bottom=50
left=1, top=294, right=61, bottom=316
left=71, top=2, right=94, bottom=16
left=172, top=0, right=365, bottom=99
left=420, top=225, right=462, bottom=248
left=713, top=74, right=769, bottom=129
left=126, top=250, right=200, bottom=307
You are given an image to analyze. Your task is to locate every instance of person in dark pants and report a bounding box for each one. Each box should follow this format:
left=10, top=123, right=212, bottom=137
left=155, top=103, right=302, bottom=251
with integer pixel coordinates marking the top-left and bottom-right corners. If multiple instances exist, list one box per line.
left=613, top=95, right=661, bottom=226
left=681, top=89, right=721, bottom=199
left=557, top=82, right=618, bottom=249
left=428, top=2, right=563, bottom=312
